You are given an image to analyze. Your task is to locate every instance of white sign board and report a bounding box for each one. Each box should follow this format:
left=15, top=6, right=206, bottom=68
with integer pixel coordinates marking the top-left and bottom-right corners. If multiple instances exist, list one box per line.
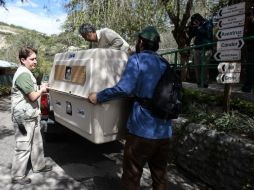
left=217, top=2, right=245, bottom=19
left=217, top=73, right=240, bottom=84
left=218, top=14, right=245, bottom=29
left=214, top=50, right=241, bottom=61
left=217, top=39, right=244, bottom=50
left=216, top=26, right=244, bottom=40
left=217, top=62, right=241, bottom=73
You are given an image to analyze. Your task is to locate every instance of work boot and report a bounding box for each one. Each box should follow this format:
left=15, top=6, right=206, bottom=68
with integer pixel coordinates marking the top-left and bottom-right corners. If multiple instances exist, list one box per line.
left=33, top=165, right=52, bottom=173
left=11, top=176, right=31, bottom=185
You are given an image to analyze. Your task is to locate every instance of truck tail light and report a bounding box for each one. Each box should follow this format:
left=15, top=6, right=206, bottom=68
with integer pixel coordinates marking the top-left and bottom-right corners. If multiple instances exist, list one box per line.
left=41, top=93, right=49, bottom=116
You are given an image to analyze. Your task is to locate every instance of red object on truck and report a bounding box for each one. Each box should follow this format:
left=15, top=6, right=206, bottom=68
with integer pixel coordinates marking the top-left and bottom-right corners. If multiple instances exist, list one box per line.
left=40, top=93, right=49, bottom=117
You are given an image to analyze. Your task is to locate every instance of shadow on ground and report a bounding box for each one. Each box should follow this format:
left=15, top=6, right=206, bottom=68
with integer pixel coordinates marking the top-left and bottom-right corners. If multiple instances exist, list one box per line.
left=43, top=126, right=211, bottom=190
left=44, top=127, right=123, bottom=190
left=0, top=96, right=11, bottom=112
left=0, top=162, right=88, bottom=190
left=0, top=127, right=14, bottom=140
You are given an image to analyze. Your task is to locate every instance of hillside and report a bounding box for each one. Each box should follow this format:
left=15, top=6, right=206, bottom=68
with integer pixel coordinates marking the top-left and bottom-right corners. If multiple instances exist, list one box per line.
left=0, top=22, right=43, bottom=48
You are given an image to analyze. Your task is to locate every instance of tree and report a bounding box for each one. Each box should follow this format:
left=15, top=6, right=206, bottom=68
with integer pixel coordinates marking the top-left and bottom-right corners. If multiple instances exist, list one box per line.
left=3, top=31, right=53, bottom=83
left=161, top=0, right=214, bottom=80
left=161, top=0, right=194, bottom=80
left=63, top=0, right=215, bottom=80
left=63, top=0, right=168, bottom=45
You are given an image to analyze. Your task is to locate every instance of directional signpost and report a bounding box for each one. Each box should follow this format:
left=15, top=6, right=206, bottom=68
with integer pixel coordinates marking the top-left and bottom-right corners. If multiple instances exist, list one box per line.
left=217, top=2, right=245, bottom=18
left=217, top=62, right=241, bottom=73
left=214, top=50, right=241, bottom=61
left=215, top=2, right=245, bottom=112
left=217, top=73, right=241, bottom=84
left=218, top=14, right=245, bottom=29
left=216, top=26, right=244, bottom=40
left=216, top=38, right=244, bottom=50
left=217, top=62, right=241, bottom=83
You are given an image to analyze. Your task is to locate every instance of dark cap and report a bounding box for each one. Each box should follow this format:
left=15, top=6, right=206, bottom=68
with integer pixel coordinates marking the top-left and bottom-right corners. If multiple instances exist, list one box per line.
left=138, top=26, right=160, bottom=42
left=191, top=13, right=204, bottom=22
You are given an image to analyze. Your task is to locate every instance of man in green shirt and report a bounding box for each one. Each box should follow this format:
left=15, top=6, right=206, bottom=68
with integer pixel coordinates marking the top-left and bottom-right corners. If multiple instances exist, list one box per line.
left=11, top=47, right=52, bottom=185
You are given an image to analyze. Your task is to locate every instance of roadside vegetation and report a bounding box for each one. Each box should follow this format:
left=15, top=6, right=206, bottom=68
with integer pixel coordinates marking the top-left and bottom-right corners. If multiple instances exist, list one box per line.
left=182, top=89, right=254, bottom=140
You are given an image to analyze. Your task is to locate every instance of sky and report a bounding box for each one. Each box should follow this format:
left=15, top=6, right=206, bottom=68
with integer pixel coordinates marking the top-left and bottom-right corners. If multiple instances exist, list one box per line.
left=0, top=0, right=67, bottom=35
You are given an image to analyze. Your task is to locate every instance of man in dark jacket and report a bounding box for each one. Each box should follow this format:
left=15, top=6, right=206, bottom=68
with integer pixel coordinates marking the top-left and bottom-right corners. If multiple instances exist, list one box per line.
left=88, top=26, right=172, bottom=190
left=189, top=13, right=213, bottom=88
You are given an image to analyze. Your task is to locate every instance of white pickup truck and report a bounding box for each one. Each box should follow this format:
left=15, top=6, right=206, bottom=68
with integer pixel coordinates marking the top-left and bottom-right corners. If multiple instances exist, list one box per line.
left=40, top=48, right=131, bottom=144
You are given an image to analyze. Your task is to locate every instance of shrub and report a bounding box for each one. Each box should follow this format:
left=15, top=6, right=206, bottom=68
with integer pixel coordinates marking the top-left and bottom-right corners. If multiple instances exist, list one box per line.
left=182, top=89, right=254, bottom=139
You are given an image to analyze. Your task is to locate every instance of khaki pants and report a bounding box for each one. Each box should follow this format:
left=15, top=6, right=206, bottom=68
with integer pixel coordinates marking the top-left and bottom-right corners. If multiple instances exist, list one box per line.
left=121, top=133, right=170, bottom=190
left=11, top=117, right=46, bottom=178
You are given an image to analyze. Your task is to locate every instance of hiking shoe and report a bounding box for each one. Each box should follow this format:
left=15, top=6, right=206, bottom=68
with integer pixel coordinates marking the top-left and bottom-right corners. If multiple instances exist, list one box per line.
left=33, top=165, right=52, bottom=173
left=11, top=176, right=31, bottom=185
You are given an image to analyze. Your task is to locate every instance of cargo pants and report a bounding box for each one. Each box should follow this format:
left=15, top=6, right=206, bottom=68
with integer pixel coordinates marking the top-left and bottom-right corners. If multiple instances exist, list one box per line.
left=11, top=116, right=46, bottom=178
left=121, top=133, right=170, bottom=190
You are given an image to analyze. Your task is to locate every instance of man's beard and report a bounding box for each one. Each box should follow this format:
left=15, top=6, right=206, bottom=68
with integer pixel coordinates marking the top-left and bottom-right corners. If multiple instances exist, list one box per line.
left=135, top=43, right=140, bottom=53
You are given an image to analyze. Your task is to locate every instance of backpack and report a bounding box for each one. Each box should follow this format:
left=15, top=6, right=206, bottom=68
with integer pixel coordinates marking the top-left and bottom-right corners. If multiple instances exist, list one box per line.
left=137, top=57, right=182, bottom=120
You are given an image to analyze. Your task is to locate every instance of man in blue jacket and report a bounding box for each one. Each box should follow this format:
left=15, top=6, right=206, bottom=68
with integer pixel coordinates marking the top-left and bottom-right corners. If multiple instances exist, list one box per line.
left=88, top=26, right=172, bottom=190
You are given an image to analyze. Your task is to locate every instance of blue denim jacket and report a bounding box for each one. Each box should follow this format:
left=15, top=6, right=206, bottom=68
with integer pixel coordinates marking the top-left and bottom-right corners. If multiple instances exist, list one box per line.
left=97, top=50, right=172, bottom=139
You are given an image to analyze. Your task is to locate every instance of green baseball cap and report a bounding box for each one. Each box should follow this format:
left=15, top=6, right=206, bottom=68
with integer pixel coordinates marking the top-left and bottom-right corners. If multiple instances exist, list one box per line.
left=138, top=26, right=160, bottom=42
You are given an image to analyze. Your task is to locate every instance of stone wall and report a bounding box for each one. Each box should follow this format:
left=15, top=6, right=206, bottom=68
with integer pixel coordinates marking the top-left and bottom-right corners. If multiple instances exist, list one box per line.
left=172, top=123, right=254, bottom=190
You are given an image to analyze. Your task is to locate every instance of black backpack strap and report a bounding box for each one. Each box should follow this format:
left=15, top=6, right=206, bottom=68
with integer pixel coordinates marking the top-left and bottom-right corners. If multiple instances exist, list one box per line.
left=134, top=52, right=161, bottom=110
left=135, top=96, right=170, bottom=120
left=135, top=97, right=153, bottom=109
